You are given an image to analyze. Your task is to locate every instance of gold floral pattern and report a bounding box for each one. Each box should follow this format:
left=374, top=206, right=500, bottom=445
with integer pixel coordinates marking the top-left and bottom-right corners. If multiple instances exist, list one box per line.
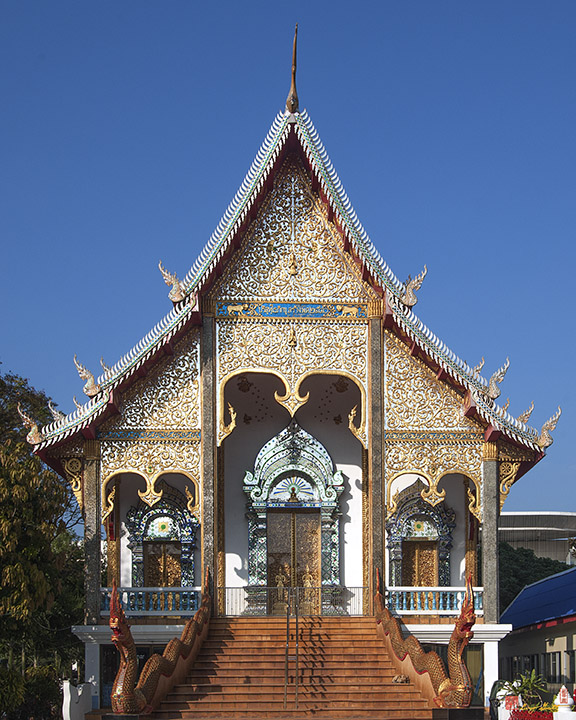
left=385, top=332, right=475, bottom=431
left=100, top=440, right=201, bottom=517
left=210, top=157, right=373, bottom=303
left=104, top=332, right=200, bottom=430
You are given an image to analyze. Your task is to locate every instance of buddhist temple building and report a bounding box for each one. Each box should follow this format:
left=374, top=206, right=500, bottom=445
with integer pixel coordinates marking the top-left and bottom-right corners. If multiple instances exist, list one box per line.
left=24, top=30, right=560, bottom=712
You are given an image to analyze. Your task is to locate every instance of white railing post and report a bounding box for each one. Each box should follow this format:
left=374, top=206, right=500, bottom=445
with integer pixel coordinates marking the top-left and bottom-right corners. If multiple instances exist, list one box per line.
left=384, top=586, right=484, bottom=616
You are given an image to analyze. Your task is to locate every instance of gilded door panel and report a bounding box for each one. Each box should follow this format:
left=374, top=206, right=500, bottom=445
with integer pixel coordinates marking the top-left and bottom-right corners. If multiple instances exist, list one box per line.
left=144, top=542, right=182, bottom=611
left=401, top=540, right=438, bottom=587
left=267, top=511, right=321, bottom=614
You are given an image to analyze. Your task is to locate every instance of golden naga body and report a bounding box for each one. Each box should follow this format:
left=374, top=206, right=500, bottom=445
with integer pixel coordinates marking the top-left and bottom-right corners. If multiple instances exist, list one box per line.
left=374, top=570, right=476, bottom=709
left=109, top=573, right=211, bottom=714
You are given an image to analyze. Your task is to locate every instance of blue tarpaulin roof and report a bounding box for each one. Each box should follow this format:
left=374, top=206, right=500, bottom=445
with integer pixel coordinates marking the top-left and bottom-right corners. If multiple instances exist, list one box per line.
left=500, top=566, right=576, bottom=629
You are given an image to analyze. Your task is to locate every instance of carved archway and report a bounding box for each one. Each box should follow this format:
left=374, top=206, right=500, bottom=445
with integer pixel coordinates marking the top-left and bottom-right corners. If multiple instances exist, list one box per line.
left=386, top=479, right=456, bottom=587
left=243, top=420, right=344, bottom=587
left=125, top=478, right=200, bottom=586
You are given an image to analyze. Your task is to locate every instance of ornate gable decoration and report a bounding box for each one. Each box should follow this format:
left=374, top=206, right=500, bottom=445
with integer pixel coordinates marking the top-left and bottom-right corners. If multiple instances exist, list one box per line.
left=210, top=157, right=373, bottom=306
left=385, top=332, right=478, bottom=432
left=101, top=331, right=201, bottom=434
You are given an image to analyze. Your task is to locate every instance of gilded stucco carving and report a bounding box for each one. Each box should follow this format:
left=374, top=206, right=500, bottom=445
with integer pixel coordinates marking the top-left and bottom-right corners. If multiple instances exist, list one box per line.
left=385, top=438, right=483, bottom=521
left=104, top=332, right=200, bottom=431
left=218, top=320, right=367, bottom=386
left=63, top=457, right=83, bottom=510
left=497, top=441, right=535, bottom=509
left=385, top=332, right=483, bottom=519
left=499, top=461, right=521, bottom=510
left=210, top=157, right=373, bottom=303
left=385, top=333, right=475, bottom=431
left=216, top=319, right=368, bottom=442
left=218, top=403, right=237, bottom=445
left=348, top=405, right=367, bottom=448
left=100, top=439, right=201, bottom=519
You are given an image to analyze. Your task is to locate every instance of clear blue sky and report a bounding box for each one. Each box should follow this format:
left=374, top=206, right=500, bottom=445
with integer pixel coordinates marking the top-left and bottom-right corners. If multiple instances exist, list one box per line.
left=1, top=2, right=574, bottom=511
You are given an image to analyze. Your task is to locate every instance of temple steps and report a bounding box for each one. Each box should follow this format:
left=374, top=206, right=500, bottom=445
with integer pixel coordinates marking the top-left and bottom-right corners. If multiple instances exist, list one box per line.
left=150, top=617, right=442, bottom=719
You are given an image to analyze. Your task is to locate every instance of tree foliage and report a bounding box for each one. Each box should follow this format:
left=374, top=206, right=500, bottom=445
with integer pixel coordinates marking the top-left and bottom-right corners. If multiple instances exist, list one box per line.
left=499, top=541, right=570, bottom=612
left=0, top=368, right=84, bottom=717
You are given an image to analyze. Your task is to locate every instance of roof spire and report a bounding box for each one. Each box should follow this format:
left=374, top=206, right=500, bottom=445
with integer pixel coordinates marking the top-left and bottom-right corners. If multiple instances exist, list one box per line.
left=286, top=24, right=299, bottom=114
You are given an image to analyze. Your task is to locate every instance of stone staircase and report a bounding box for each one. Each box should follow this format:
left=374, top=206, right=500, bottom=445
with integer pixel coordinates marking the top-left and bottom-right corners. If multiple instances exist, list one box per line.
left=151, top=616, right=451, bottom=719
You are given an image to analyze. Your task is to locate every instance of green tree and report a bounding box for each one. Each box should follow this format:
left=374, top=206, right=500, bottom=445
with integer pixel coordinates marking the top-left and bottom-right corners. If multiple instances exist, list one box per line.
left=0, top=369, right=84, bottom=716
left=499, top=541, right=569, bottom=612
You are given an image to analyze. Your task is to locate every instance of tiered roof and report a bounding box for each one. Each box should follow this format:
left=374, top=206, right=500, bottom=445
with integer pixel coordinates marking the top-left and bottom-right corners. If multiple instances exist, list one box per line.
left=33, top=101, right=555, bottom=456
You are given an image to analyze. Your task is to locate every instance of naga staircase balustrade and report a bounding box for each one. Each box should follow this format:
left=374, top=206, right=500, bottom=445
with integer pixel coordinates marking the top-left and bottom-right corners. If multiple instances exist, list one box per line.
left=108, top=568, right=211, bottom=714
left=375, top=568, right=476, bottom=709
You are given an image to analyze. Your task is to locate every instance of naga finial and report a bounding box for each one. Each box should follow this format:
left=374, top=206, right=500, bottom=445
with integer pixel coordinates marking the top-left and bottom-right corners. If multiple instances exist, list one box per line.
left=17, top=402, right=44, bottom=445
left=502, top=398, right=510, bottom=412
left=73, top=355, right=101, bottom=397
left=517, top=400, right=534, bottom=424
left=285, top=24, right=299, bottom=114
left=472, top=357, right=485, bottom=376
left=486, top=358, right=509, bottom=400
left=109, top=578, right=131, bottom=646
left=48, top=400, right=66, bottom=422
left=538, top=406, right=561, bottom=449
left=72, top=396, right=82, bottom=410
left=100, top=357, right=112, bottom=373
left=400, top=265, right=427, bottom=307
left=158, top=261, right=185, bottom=303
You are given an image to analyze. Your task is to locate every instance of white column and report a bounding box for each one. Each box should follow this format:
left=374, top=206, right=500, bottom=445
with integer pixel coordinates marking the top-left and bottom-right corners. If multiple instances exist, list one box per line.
left=484, top=641, right=500, bottom=706
left=84, top=642, right=100, bottom=709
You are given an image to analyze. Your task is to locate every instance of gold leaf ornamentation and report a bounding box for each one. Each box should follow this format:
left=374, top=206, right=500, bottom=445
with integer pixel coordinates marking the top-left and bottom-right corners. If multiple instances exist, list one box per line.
left=209, top=157, right=373, bottom=304
left=384, top=333, right=474, bottom=431
left=102, top=484, right=117, bottom=522
left=103, top=332, right=200, bottom=431
left=499, top=461, right=521, bottom=510
left=385, top=436, right=483, bottom=521
left=217, top=318, right=367, bottom=439
left=348, top=405, right=367, bottom=448
left=63, top=457, right=83, bottom=510
left=218, top=402, right=237, bottom=444
left=100, top=439, right=201, bottom=519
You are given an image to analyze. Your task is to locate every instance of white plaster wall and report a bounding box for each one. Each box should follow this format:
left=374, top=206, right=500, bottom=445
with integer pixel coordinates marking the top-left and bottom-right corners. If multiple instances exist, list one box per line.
left=117, top=472, right=146, bottom=586
left=222, top=373, right=364, bottom=588
left=438, top=473, right=467, bottom=585
left=298, top=375, right=363, bottom=589
left=223, top=373, right=290, bottom=587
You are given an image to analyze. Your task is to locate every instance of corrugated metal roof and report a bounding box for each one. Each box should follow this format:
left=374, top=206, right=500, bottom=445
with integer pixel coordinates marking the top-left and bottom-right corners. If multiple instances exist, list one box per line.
left=500, top=566, right=576, bottom=628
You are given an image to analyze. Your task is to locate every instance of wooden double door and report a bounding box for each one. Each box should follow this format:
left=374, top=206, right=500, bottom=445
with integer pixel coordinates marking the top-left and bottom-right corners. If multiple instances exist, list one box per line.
left=143, top=541, right=181, bottom=587
left=267, top=510, right=321, bottom=613
left=401, top=540, right=439, bottom=587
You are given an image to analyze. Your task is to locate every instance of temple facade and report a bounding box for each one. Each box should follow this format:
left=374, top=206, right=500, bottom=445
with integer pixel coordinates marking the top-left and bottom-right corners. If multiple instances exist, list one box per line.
left=24, top=60, right=560, bottom=710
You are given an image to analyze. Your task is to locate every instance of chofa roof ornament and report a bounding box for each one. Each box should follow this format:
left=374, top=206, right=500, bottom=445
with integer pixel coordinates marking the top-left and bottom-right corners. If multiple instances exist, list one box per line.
left=517, top=400, right=534, bottom=424
left=17, top=402, right=44, bottom=445
left=285, top=24, right=299, bottom=114
left=48, top=400, right=65, bottom=422
left=538, top=406, right=561, bottom=449
left=486, top=357, right=510, bottom=400
left=73, top=355, right=101, bottom=397
left=158, top=261, right=185, bottom=303
left=399, top=265, right=427, bottom=307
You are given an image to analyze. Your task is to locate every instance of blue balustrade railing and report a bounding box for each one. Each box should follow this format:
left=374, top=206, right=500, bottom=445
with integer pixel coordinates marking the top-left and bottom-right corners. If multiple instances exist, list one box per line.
left=100, top=586, right=201, bottom=617
left=385, top=586, right=483, bottom=616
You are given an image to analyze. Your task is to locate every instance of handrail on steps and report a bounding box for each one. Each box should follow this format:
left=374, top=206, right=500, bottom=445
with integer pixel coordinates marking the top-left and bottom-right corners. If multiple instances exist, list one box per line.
left=282, top=589, right=300, bottom=710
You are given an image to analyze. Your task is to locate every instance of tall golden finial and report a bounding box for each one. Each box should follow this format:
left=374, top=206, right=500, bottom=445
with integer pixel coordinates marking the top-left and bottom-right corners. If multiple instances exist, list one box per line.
left=286, top=24, right=299, bottom=114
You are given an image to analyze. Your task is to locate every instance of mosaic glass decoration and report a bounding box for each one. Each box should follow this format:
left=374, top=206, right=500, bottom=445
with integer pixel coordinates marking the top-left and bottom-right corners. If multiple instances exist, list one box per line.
left=126, top=479, right=199, bottom=587
left=386, top=479, right=455, bottom=587
left=244, top=421, right=343, bottom=587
